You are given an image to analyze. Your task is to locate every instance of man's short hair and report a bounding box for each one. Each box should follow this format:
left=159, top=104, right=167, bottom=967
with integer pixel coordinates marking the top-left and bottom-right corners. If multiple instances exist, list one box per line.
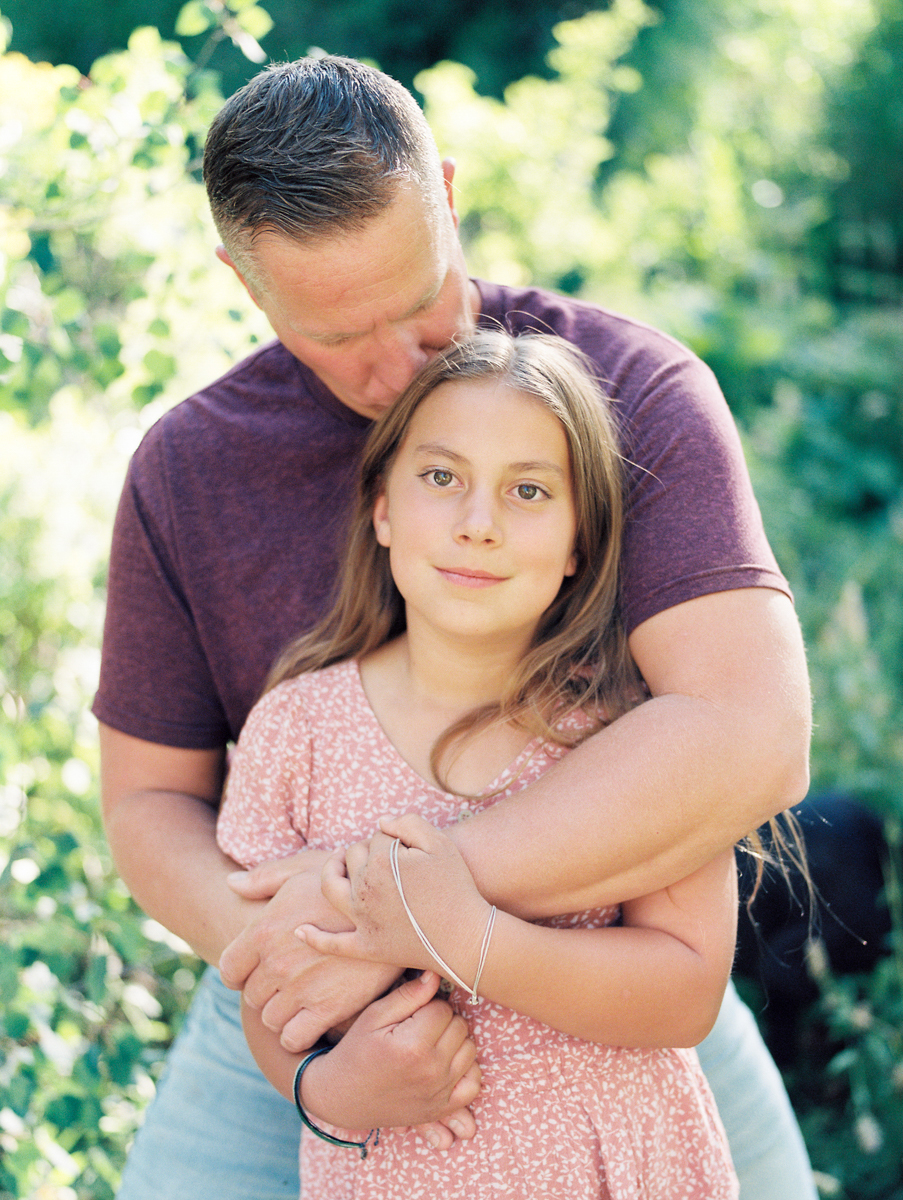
left=203, top=55, right=443, bottom=260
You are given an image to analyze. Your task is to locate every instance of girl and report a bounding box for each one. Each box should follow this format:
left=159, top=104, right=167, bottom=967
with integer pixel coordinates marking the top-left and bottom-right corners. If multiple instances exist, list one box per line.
left=217, top=330, right=739, bottom=1198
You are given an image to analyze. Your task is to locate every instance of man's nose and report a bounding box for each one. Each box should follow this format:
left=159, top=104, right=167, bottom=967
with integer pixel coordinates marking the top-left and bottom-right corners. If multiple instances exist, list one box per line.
left=364, top=329, right=433, bottom=402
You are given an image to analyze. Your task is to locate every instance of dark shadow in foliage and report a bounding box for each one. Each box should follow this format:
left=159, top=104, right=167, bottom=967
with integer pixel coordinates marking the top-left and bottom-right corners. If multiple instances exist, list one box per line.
left=735, top=792, right=891, bottom=1066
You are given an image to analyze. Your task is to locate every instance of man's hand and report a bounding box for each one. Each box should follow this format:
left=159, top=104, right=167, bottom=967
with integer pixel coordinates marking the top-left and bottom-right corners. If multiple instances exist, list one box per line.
left=299, top=970, right=480, bottom=1146
left=226, top=852, right=316, bottom=903
left=221, top=851, right=399, bottom=1051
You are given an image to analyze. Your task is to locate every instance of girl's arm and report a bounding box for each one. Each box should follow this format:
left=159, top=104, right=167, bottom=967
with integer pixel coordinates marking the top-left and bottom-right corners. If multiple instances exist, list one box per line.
left=215, top=686, right=403, bottom=1049
left=300, top=813, right=737, bottom=1048
left=479, top=849, right=736, bottom=1045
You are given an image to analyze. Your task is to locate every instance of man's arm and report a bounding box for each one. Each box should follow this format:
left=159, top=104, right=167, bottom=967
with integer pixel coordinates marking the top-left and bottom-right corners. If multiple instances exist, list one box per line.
left=446, top=587, right=811, bottom=918
left=105, top=585, right=808, bottom=1034
left=98, top=725, right=245, bottom=963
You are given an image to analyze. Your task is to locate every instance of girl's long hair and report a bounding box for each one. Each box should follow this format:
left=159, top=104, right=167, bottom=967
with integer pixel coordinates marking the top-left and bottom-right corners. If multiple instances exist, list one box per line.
left=266, top=330, right=644, bottom=781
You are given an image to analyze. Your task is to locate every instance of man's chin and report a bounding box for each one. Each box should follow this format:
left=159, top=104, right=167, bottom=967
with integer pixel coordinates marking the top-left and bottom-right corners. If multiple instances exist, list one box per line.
left=347, top=397, right=396, bottom=420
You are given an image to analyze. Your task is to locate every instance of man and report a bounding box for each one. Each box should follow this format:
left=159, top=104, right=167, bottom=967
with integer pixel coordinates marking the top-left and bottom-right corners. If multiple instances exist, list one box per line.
left=95, top=56, right=815, bottom=1198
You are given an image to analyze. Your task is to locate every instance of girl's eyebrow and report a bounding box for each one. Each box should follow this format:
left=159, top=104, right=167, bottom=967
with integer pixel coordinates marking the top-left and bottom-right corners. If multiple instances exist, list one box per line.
left=510, top=460, right=568, bottom=479
left=412, top=441, right=467, bottom=461
left=412, top=442, right=567, bottom=478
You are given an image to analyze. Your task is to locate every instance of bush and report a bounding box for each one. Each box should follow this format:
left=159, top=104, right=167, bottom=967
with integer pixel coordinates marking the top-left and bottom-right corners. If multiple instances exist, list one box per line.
left=0, top=9, right=269, bottom=1194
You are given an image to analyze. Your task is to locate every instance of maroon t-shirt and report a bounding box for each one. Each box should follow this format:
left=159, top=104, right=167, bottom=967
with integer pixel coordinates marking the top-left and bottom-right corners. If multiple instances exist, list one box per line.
left=92, top=281, right=790, bottom=749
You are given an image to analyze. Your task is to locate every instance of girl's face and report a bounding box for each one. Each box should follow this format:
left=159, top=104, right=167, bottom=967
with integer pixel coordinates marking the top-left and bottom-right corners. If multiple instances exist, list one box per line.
left=373, top=379, right=578, bottom=653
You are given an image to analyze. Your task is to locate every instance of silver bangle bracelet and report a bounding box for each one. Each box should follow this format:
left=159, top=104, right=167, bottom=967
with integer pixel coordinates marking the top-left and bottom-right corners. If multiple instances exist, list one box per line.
left=389, top=836, right=497, bottom=1004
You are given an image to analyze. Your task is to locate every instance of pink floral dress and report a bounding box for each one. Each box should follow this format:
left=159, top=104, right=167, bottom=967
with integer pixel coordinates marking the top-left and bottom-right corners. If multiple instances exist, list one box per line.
left=217, top=660, right=737, bottom=1199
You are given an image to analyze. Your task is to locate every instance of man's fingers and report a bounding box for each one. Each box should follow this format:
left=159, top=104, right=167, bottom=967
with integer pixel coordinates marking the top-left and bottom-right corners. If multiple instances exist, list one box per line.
left=413, top=1105, right=477, bottom=1150
left=412, top=1121, right=455, bottom=1151
left=279, top=1007, right=340, bottom=1054
left=218, top=937, right=261, bottom=991
left=442, top=1103, right=478, bottom=1141
left=276, top=1006, right=331, bottom=1052
left=260, top=986, right=309, bottom=1035
left=226, top=851, right=321, bottom=900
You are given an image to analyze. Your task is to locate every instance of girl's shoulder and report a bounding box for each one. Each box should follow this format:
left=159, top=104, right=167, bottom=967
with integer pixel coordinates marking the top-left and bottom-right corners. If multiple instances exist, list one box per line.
left=253, top=659, right=365, bottom=734
left=545, top=703, right=607, bottom=748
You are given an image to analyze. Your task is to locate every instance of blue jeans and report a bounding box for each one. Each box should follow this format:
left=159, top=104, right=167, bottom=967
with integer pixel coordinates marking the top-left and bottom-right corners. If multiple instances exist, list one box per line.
left=116, top=969, right=815, bottom=1199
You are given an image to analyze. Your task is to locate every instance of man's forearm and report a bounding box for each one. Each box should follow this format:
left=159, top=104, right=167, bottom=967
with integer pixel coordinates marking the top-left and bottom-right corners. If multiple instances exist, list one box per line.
left=448, top=695, right=771, bottom=917
left=448, top=590, right=811, bottom=918
left=104, top=788, right=254, bottom=964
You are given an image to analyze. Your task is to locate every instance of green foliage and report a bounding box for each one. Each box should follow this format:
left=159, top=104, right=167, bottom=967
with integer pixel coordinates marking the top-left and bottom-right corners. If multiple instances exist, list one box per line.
left=0, top=9, right=269, bottom=1194
left=0, top=0, right=603, bottom=100
left=0, top=18, right=270, bottom=427
left=0, top=404, right=207, bottom=1195
left=2, top=0, right=902, bottom=1195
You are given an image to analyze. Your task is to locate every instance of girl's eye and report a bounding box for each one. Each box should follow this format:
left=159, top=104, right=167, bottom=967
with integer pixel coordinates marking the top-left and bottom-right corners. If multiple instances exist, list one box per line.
left=515, top=483, right=544, bottom=500
left=428, top=469, right=454, bottom=487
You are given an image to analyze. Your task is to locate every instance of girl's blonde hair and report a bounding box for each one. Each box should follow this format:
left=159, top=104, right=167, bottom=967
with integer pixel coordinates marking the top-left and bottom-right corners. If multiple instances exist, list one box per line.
left=266, top=329, right=644, bottom=780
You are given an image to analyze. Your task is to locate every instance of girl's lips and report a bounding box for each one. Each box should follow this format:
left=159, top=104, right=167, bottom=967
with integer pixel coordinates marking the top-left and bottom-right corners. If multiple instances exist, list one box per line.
left=436, top=567, right=506, bottom=588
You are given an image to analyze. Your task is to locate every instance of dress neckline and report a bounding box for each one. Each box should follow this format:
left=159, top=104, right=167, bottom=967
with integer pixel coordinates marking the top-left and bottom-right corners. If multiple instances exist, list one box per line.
left=344, top=658, right=544, bottom=803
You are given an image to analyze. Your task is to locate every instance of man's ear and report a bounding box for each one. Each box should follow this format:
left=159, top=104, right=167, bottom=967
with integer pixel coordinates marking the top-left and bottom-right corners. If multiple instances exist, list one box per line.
left=216, top=244, right=263, bottom=310
left=373, top=491, right=391, bottom=547
left=441, top=158, right=460, bottom=231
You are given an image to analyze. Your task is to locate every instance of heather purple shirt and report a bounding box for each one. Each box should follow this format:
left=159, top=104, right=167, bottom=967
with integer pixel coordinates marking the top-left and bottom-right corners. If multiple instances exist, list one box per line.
left=93, top=281, right=790, bottom=749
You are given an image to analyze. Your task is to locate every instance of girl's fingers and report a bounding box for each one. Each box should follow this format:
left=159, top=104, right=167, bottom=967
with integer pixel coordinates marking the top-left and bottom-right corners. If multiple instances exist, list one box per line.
left=319, top=852, right=353, bottom=917
left=294, top=923, right=357, bottom=957
left=377, top=812, right=438, bottom=850
left=343, top=838, right=371, bottom=876
left=365, top=969, right=442, bottom=1028
left=448, top=1059, right=482, bottom=1110
left=431, top=1008, right=472, bottom=1057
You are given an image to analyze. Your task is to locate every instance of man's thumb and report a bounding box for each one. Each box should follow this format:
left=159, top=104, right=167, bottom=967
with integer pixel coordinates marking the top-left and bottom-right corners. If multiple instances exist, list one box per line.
left=227, top=857, right=297, bottom=899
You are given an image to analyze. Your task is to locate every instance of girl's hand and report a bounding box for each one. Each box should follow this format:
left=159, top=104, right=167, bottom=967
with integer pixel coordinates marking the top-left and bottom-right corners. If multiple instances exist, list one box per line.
left=297, top=813, right=491, bottom=987
left=300, top=970, right=481, bottom=1147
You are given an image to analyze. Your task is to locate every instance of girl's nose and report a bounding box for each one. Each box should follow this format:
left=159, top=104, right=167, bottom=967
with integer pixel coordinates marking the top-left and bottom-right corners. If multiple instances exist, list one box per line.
left=454, top=491, right=501, bottom=544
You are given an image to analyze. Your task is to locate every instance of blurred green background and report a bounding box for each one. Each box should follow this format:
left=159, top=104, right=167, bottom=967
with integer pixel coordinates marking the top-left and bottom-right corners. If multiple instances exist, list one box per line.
left=1, top=1, right=902, bottom=1195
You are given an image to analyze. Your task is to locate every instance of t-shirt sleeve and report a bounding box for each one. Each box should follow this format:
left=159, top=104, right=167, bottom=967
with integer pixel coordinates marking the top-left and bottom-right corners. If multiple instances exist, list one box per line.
left=216, top=682, right=312, bottom=868
left=615, top=350, right=790, bottom=634
left=91, top=428, right=231, bottom=749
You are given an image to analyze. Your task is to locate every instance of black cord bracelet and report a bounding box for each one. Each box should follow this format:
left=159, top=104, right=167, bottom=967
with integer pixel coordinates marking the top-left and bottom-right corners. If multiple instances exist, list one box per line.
left=292, top=1045, right=380, bottom=1160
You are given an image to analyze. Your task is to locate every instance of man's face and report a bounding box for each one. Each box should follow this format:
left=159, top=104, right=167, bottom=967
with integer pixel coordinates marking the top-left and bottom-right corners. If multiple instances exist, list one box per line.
left=221, top=171, right=478, bottom=420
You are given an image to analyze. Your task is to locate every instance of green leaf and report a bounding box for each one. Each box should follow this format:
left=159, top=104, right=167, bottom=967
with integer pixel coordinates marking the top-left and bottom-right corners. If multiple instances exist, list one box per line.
left=175, top=1, right=216, bottom=38
left=236, top=5, right=274, bottom=41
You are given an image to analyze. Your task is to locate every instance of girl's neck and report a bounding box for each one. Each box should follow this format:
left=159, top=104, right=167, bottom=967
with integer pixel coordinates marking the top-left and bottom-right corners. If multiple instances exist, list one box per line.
left=358, top=628, right=534, bottom=794
left=374, top=621, right=528, bottom=714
